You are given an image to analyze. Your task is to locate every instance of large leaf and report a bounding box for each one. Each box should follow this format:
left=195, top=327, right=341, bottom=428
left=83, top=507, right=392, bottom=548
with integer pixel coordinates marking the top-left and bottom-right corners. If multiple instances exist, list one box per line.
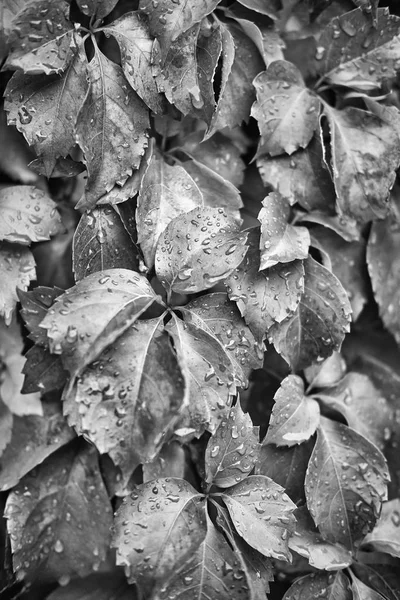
left=258, top=192, right=310, bottom=269
left=324, top=105, right=400, bottom=223
left=362, top=499, right=400, bottom=558
left=268, top=256, right=352, bottom=371
left=205, top=402, right=260, bottom=489
left=0, top=185, right=63, bottom=244
left=40, top=268, right=160, bottom=378
left=64, top=316, right=186, bottom=482
left=155, top=206, right=248, bottom=295
left=72, top=206, right=139, bottom=281
left=265, top=375, right=320, bottom=447
left=315, top=8, right=400, bottom=91
left=112, top=478, right=207, bottom=591
left=0, top=241, right=36, bottom=325
left=283, top=572, right=352, bottom=600
left=225, top=228, right=305, bottom=343
left=5, top=442, right=113, bottom=584
left=4, top=43, right=88, bottom=178
left=18, top=285, right=64, bottom=346
left=252, top=61, right=320, bottom=157
left=76, top=46, right=150, bottom=210
left=305, top=416, right=389, bottom=551
left=221, top=474, right=297, bottom=560
left=136, top=149, right=203, bottom=269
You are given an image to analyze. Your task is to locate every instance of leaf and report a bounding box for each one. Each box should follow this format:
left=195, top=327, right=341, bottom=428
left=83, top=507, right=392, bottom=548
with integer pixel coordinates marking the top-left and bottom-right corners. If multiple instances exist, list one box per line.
left=299, top=211, right=362, bottom=243
left=283, top=572, right=352, bottom=600
left=205, top=402, right=260, bottom=489
left=364, top=98, right=400, bottom=139
left=112, top=478, right=207, bottom=591
left=0, top=186, right=64, bottom=244
left=102, top=11, right=163, bottom=114
left=252, top=61, right=320, bottom=157
left=258, top=192, right=310, bottom=269
left=289, top=506, right=353, bottom=571
left=46, top=571, right=135, bottom=600
left=64, top=316, right=186, bottom=482
left=362, top=499, right=400, bottom=557
left=76, top=0, right=119, bottom=20
left=136, top=149, right=203, bottom=269
left=0, top=103, right=38, bottom=185
left=0, top=242, right=36, bottom=325
left=304, top=352, right=346, bottom=392
left=312, top=373, right=392, bottom=450
left=221, top=474, right=296, bottom=561
left=265, top=375, right=320, bottom=447
left=233, top=19, right=285, bottom=67
left=143, top=441, right=188, bottom=483
left=155, top=206, right=248, bottom=295
left=324, top=105, right=400, bottom=223
left=22, top=345, right=68, bottom=394
left=1, top=353, right=42, bottom=416
left=352, top=564, right=400, bottom=600
left=236, top=0, right=281, bottom=18
left=225, top=228, right=305, bottom=343
left=138, top=0, right=220, bottom=56
left=39, top=268, right=160, bottom=379
left=350, top=572, right=387, bottom=600
left=351, top=0, right=378, bottom=23
left=0, top=399, right=13, bottom=458
left=76, top=46, right=150, bottom=210
left=5, top=441, right=113, bottom=584
left=18, top=285, right=63, bottom=346
left=315, top=8, right=400, bottom=91
left=268, top=256, right=352, bottom=371
left=305, top=416, right=389, bottom=551
left=72, top=206, right=139, bottom=282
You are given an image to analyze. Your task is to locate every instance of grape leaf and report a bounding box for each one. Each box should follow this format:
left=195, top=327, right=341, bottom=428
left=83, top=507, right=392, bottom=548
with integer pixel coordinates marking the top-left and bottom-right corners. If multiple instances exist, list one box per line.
left=283, top=572, right=352, bottom=600
left=5, top=442, right=113, bottom=584
left=252, top=61, right=320, bottom=157
left=268, top=256, right=352, bottom=371
left=324, top=105, right=400, bottom=223
left=112, top=478, right=207, bottom=591
left=22, top=345, right=68, bottom=394
left=136, top=149, right=203, bottom=269
left=225, top=228, right=304, bottom=343
left=258, top=192, right=310, bottom=269
left=350, top=572, right=386, bottom=600
left=236, top=0, right=281, bottom=18
left=46, top=571, right=135, bottom=600
left=76, top=46, right=150, bottom=210
left=18, top=285, right=64, bottom=346
left=155, top=206, right=248, bottom=295
left=76, top=0, right=119, bottom=20
left=315, top=8, right=400, bottom=91
left=0, top=185, right=64, bottom=244
left=362, top=499, right=400, bottom=558
left=221, top=474, right=296, bottom=560
left=0, top=242, right=36, bottom=325
left=0, top=399, right=13, bottom=458
left=40, top=269, right=160, bottom=378
left=205, top=402, right=260, bottom=489
left=265, top=375, right=320, bottom=447
left=305, top=416, right=389, bottom=551
left=72, top=206, right=139, bottom=281
left=4, top=43, right=88, bottom=178
left=64, top=316, right=186, bottom=482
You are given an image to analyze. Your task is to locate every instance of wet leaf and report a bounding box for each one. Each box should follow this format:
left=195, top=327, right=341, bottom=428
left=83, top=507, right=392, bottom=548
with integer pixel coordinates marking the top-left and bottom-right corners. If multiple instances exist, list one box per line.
left=22, top=345, right=68, bottom=394
left=72, top=206, right=139, bottom=281
left=5, top=441, right=113, bottom=584
left=265, top=375, right=320, bottom=447
left=315, top=8, right=400, bottom=91
left=258, top=192, right=310, bottom=269
left=76, top=47, right=150, bottom=210
left=0, top=399, right=13, bottom=458
left=252, top=61, right=320, bottom=157
left=305, top=416, right=389, bottom=551
left=283, top=571, right=352, bottom=600
left=205, top=402, right=260, bottom=489
left=362, top=499, right=400, bottom=558
left=155, top=206, right=248, bottom=295
left=0, top=242, right=36, bottom=325
left=0, top=186, right=63, bottom=245
left=225, top=228, right=304, bottom=343
left=18, top=286, right=63, bottom=347
left=76, top=0, right=119, bottom=20
left=112, top=478, right=207, bottom=591
left=268, top=256, right=352, bottom=371
left=46, top=571, right=135, bottom=600
left=324, top=105, right=400, bottom=223
left=137, top=149, right=203, bottom=269
left=350, top=572, right=386, bottom=600
left=221, top=474, right=297, bottom=561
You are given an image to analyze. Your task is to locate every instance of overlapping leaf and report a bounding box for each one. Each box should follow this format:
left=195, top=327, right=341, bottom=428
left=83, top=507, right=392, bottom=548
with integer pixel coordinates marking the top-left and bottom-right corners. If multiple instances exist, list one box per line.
left=283, top=572, right=352, bottom=600
left=0, top=241, right=36, bottom=325
left=362, top=499, right=400, bottom=557
left=232, top=18, right=285, bottom=67
left=350, top=572, right=387, bottom=600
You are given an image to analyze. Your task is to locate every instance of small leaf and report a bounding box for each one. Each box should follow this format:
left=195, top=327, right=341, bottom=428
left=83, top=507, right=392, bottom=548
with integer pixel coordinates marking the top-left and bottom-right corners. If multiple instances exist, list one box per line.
left=304, top=352, right=346, bottom=392
left=76, top=47, right=150, bottom=210
left=252, top=61, right=320, bottom=157
left=265, top=375, right=320, bottom=447
left=5, top=442, right=113, bottom=584
left=362, top=499, right=400, bottom=558
left=225, top=228, right=304, bottom=343
left=46, top=571, right=135, bottom=600
left=22, top=345, right=68, bottom=394
left=258, top=192, right=310, bottom=269
left=155, top=206, right=248, bottom=295
left=221, top=474, right=297, bottom=560
left=136, top=149, right=203, bottom=269
left=283, top=572, right=352, bottom=600
left=305, top=416, right=389, bottom=551
left=1, top=353, right=42, bottom=416
left=112, top=478, right=207, bottom=590
left=18, top=285, right=64, bottom=347
left=269, top=256, right=352, bottom=371
left=350, top=572, right=387, bottom=600
left=0, top=399, right=13, bottom=458
left=205, top=402, right=260, bottom=488
left=76, top=0, right=119, bottom=20
left=72, top=206, right=139, bottom=281
left=0, top=242, right=36, bottom=325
